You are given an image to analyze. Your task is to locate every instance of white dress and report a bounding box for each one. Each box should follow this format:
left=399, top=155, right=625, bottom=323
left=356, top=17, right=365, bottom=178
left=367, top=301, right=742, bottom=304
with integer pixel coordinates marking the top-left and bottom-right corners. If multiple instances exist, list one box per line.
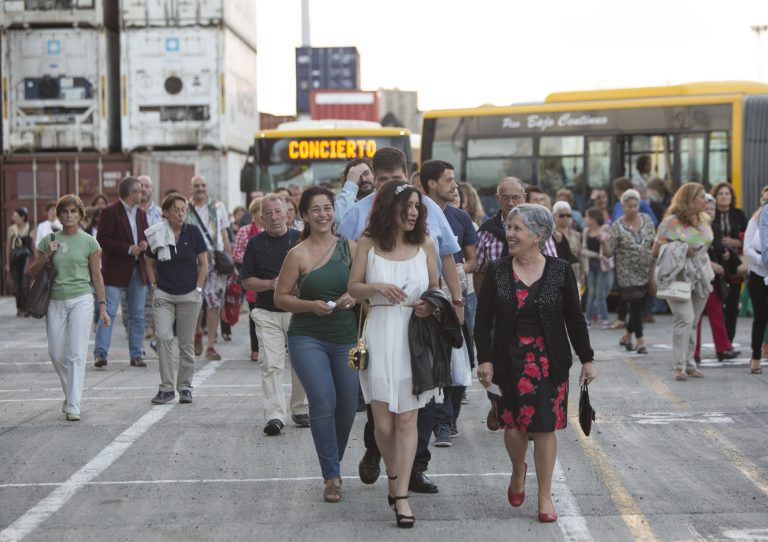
left=360, top=246, right=438, bottom=413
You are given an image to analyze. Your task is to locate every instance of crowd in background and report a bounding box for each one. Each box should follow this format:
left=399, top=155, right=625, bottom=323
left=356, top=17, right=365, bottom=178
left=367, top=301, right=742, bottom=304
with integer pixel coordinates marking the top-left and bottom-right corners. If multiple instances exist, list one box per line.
left=7, top=149, right=768, bottom=527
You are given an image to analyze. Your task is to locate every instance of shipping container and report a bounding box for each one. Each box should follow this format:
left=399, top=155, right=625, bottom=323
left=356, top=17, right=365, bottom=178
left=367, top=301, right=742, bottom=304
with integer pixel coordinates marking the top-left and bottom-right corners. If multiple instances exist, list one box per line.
left=1, top=27, right=120, bottom=153
left=1, top=152, right=131, bottom=294
left=0, top=0, right=118, bottom=29
left=131, top=149, right=246, bottom=212
left=120, top=27, right=258, bottom=154
left=295, top=46, right=360, bottom=114
left=260, top=112, right=296, bottom=131
left=119, top=0, right=257, bottom=51
left=310, top=89, right=380, bottom=123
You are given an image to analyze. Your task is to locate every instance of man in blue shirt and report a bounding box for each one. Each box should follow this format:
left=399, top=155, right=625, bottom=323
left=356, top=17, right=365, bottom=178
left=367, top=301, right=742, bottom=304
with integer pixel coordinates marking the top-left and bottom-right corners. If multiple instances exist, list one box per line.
left=340, top=147, right=463, bottom=495
left=421, top=160, right=478, bottom=448
left=611, top=176, right=658, bottom=226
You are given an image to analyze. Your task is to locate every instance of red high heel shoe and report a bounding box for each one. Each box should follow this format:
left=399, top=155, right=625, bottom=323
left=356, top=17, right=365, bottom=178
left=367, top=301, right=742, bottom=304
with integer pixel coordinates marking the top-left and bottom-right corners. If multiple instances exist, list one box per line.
left=507, top=462, right=527, bottom=507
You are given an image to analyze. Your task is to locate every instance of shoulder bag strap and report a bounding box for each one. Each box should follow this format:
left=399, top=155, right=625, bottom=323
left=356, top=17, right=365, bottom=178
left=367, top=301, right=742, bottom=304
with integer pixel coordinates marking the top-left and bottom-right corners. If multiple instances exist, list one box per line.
left=189, top=205, right=215, bottom=247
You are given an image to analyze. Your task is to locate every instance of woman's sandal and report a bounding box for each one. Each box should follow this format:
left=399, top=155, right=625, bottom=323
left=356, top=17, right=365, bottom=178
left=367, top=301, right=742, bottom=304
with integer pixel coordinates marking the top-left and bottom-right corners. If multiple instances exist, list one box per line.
left=636, top=345, right=648, bottom=355
left=619, top=337, right=635, bottom=351
left=750, top=359, right=763, bottom=374
left=392, top=496, right=415, bottom=528
left=323, top=478, right=342, bottom=503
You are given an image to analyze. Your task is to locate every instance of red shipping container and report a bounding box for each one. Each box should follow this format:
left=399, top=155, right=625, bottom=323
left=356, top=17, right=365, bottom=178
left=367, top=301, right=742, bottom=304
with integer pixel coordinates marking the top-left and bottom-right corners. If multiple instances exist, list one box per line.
left=1, top=153, right=131, bottom=294
left=310, top=90, right=380, bottom=123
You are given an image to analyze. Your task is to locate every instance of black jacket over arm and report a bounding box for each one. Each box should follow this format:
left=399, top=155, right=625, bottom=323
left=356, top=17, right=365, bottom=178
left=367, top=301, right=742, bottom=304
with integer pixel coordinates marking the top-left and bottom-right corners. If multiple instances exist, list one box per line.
left=473, top=255, right=593, bottom=386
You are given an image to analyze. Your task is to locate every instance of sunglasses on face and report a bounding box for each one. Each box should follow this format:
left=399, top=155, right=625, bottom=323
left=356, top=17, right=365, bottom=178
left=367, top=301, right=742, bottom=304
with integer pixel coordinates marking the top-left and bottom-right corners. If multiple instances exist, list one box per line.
left=558, top=214, right=571, bottom=218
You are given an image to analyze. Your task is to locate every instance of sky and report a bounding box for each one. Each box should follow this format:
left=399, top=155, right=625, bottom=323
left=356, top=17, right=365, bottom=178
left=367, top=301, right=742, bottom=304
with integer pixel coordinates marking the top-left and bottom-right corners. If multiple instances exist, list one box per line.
left=256, top=0, right=768, bottom=118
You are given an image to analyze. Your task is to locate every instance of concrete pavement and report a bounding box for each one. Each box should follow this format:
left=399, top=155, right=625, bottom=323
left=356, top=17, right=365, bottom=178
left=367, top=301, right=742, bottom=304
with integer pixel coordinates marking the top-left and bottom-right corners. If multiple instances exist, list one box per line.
left=0, top=295, right=767, bottom=541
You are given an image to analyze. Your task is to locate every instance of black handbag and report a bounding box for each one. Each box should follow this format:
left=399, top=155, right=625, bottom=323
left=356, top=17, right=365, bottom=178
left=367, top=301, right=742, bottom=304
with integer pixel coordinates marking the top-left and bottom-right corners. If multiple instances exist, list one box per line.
left=26, top=234, right=56, bottom=319
left=578, top=383, right=596, bottom=436
left=189, top=206, right=235, bottom=275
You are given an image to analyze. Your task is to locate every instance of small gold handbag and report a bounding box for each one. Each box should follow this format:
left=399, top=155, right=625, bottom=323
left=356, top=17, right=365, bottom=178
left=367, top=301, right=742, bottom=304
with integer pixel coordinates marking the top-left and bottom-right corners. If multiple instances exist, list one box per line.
left=348, top=306, right=369, bottom=370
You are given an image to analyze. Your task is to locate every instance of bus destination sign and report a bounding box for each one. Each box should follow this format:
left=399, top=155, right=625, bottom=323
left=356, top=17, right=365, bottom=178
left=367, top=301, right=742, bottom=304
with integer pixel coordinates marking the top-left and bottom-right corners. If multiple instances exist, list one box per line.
left=288, top=139, right=377, bottom=160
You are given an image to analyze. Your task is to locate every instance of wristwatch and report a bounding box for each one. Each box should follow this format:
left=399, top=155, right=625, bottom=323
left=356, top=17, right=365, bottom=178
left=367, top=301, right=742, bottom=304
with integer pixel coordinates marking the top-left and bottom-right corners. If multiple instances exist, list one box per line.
left=196, top=287, right=203, bottom=294
left=452, top=297, right=466, bottom=307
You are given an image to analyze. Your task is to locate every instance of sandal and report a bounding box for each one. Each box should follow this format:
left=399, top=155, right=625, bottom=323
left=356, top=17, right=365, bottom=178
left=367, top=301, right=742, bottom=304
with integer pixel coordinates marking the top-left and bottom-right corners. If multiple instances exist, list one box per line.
left=392, top=496, right=415, bottom=528
left=675, top=369, right=688, bottom=381
left=609, top=320, right=625, bottom=330
left=619, top=337, right=635, bottom=352
left=686, top=369, right=704, bottom=378
left=750, top=359, right=763, bottom=374
left=636, top=346, right=648, bottom=355
left=323, top=478, right=342, bottom=503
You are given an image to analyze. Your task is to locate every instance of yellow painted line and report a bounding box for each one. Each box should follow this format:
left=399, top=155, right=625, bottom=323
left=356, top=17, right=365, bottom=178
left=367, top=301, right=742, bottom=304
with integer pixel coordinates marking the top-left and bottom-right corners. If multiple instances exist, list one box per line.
left=568, top=400, right=660, bottom=542
left=627, top=359, right=768, bottom=498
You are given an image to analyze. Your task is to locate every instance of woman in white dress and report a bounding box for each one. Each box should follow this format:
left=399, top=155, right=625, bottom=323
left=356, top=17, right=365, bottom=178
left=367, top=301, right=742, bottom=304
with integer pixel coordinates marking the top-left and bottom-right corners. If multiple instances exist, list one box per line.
left=348, top=181, right=439, bottom=528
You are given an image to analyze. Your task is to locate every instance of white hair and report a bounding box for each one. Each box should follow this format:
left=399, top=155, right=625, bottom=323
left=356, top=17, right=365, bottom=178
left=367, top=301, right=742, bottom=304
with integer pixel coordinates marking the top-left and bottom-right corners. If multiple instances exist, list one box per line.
left=620, top=189, right=641, bottom=204
left=552, top=201, right=572, bottom=215
left=507, top=204, right=554, bottom=250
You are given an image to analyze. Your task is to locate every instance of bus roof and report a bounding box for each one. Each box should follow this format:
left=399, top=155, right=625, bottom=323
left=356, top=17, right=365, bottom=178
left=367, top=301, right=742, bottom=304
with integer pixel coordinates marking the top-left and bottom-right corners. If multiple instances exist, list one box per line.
left=545, top=81, right=768, bottom=103
left=256, top=126, right=411, bottom=139
left=422, top=81, right=768, bottom=119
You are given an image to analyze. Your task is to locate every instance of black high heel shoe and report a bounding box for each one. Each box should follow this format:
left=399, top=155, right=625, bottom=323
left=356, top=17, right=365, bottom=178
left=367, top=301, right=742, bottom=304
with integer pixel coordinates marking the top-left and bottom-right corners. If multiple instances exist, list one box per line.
left=392, top=496, right=415, bottom=528
left=387, top=473, right=397, bottom=508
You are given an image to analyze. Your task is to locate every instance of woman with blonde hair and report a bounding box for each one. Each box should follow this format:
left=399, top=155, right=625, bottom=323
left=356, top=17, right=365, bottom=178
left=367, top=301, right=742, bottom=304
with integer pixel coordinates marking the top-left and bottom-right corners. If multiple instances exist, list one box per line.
left=653, top=182, right=714, bottom=381
left=458, top=182, right=486, bottom=226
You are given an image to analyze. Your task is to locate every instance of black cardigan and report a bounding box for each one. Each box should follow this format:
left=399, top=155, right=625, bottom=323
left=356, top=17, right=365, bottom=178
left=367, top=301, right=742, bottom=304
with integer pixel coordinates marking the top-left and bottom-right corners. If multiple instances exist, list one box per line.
left=473, top=255, right=594, bottom=386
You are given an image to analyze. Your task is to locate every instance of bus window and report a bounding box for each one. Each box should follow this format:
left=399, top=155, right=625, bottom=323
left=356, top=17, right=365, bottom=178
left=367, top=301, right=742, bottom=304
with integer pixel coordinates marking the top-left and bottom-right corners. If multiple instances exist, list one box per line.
left=538, top=136, right=584, bottom=196
left=679, top=134, right=705, bottom=184
left=431, top=117, right=464, bottom=168
left=708, top=131, right=729, bottom=186
left=587, top=138, right=611, bottom=189
left=466, top=137, right=534, bottom=196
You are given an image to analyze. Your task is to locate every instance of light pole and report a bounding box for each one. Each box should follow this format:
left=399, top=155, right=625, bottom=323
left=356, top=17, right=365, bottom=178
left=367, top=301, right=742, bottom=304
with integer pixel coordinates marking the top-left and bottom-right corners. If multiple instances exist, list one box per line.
left=751, top=25, right=768, bottom=81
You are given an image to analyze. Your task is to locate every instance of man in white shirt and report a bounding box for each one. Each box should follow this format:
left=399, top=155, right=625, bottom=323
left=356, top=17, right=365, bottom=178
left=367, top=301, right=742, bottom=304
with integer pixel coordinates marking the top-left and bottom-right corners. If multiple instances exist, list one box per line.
left=185, top=175, right=232, bottom=360
left=36, top=202, right=62, bottom=243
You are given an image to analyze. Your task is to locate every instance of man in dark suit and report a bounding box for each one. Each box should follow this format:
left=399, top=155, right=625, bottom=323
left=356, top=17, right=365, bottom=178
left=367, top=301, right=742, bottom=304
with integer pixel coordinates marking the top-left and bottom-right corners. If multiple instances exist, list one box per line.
left=94, top=176, right=149, bottom=368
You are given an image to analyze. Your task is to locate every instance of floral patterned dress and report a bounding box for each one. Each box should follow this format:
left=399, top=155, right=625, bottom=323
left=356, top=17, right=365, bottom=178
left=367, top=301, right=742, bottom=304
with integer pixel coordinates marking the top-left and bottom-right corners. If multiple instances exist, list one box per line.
left=498, top=272, right=569, bottom=433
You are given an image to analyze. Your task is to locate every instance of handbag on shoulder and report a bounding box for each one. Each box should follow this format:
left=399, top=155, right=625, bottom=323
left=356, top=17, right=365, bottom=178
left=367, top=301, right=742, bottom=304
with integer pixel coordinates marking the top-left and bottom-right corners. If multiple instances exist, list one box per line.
left=578, top=383, right=596, bottom=436
left=348, top=305, right=369, bottom=370
left=26, top=234, right=56, bottom=319
left=189, top=206, right=235, bottom=275
left=655, top=280, right=691, bottom=301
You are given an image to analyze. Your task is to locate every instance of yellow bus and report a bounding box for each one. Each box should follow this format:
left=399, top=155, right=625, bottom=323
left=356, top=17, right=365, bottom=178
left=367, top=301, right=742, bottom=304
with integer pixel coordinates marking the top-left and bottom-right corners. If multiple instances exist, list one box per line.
left=421, top=81, right=768, bottom=212
left=240, top=120, right=412, bottom=194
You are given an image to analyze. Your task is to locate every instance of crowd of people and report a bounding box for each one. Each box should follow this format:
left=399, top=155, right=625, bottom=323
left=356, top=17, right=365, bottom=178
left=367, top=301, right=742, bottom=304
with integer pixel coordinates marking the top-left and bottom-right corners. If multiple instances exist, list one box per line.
left=13, top=148, right=768, bottom=527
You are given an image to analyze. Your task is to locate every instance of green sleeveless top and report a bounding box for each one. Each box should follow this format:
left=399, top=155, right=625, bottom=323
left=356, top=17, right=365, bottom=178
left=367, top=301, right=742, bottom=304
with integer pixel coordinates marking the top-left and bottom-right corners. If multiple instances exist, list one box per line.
left=288, top=239, right=357, bottom=343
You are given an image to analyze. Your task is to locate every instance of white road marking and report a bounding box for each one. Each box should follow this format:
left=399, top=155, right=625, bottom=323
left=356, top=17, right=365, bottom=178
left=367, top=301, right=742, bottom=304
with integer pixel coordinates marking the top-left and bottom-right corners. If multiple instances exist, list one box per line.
left=552, top=460, right=595, bottom=542
left=0, top=393, right=264, bottom=403
left=723, top=529, right=768, bottom=540
left=0, top=361, right=223, bottom=542
left=631, top=412, right=734, bottom=425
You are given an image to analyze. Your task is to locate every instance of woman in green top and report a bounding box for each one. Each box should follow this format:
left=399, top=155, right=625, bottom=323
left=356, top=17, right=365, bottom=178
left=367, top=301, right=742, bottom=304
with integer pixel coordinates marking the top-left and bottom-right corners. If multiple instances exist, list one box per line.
left=275, top=186, right=358, bottom=504
left=30, top=195, right=110, bottom=421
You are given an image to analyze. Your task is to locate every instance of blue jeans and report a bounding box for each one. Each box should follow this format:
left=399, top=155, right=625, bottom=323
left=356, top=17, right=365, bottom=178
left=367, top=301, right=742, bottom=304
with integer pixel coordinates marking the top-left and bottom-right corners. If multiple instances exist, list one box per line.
left=95, top=266, right=147, bottom=359
left=586, top=260, right=612, bottom=322
left=287, top=335, right=358, bottom=480
left=465, top=291, right=477, bottom=337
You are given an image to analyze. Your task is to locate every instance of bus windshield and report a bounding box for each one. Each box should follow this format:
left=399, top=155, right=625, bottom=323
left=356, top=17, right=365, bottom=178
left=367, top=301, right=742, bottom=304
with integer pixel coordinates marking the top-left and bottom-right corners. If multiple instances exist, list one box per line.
left=256, top=134, right=411, bottom=190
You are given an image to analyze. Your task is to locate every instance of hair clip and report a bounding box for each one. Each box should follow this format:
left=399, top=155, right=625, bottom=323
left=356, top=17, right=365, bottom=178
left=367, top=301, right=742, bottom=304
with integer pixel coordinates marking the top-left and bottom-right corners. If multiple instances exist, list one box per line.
left=395, top=184, right=411, bottom=196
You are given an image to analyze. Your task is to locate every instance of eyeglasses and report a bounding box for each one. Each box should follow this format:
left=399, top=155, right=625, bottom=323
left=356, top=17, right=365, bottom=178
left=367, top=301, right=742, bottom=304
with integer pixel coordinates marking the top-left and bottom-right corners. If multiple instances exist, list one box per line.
left=498, top=193, right=525, bottom=203
left=557, top=214, right=572, bottom=218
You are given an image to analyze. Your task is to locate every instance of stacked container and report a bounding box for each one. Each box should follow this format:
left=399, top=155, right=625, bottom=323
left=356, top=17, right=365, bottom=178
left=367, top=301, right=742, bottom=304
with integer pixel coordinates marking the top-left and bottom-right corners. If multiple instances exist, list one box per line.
left=1, top=2, right=119, bottom=153
left=119, top=0, right=258, bottom=208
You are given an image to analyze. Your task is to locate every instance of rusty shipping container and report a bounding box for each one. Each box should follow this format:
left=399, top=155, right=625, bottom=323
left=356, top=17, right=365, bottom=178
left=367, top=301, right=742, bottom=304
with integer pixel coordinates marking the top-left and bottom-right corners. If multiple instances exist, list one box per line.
left=309, top=90, right=380, bottom=123
left=1, top=152, right=131, bottom=294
